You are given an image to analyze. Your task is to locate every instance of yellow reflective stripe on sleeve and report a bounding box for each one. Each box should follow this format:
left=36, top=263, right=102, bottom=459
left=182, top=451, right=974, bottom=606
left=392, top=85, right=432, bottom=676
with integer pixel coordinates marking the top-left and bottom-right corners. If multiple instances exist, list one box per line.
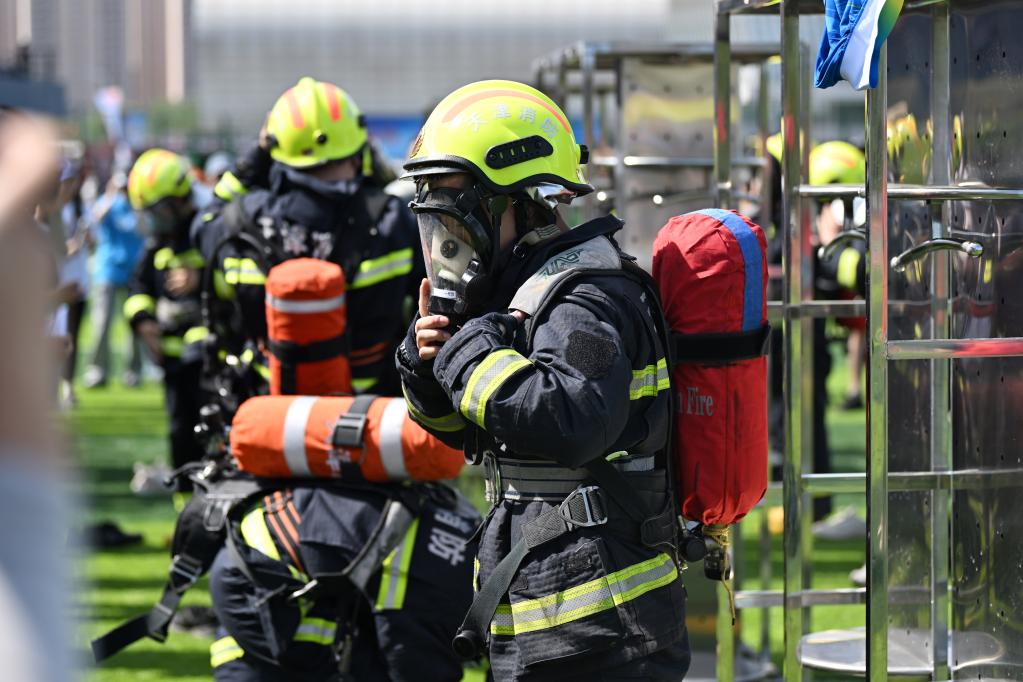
left=459, top=349, right=532, bottom=428
left=490, top=553, right=678, bottom=636
left=210, top=636, right=244, bottom=668
left=155, top=248, right=205, bottom=270
left=213, top=270, right=236, bottom=300
left=349, top=248, right=414, bottom=290
left=154, top=247, right=175, bottom=270
left=352, top=377, right=379, bottom=394
left=124, top=294, right=156, bottom=319
left=183, top=326, right=210, bottom=346
left=239, top=507, right=281, bottom=561
left=293, top=616, right=337, bottom=646
left=402, top=385, right=465, bottom=433
left=375, top=518, right=419, bottom=611
left=836, top=247, right=862, bottom=291
left=473, top=557, right=480, bottom=593
left=214, top=171, right=246, bottom=201
left=223, top=257, right=266, bottom=285
left=160, top=336, right=185, bottom=357
left=628, top=357, right=670, bottom=400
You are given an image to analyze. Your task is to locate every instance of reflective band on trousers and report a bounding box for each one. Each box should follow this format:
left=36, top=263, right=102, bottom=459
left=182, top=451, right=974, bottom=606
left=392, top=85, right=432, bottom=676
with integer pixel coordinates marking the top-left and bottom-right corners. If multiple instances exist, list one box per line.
left=293, top=616, right=336, bottom=646
left=402, top=385, right=464, bottom=433
left=375, top=518, right=419, bottom=610
left=266, top=292, right=346, bottom=314
left=460, top=349, right=532, bottom=427
left=282, top=396, right=318, bottom=476
left=350, top=248, right=414, bottom=290
left=210, top=636, right=244, bottom=668
left=491, top=553, right=678, bottom=636
left=378, top=398, right=408, bottom=479
left=629, top=357, right=670, bottom=400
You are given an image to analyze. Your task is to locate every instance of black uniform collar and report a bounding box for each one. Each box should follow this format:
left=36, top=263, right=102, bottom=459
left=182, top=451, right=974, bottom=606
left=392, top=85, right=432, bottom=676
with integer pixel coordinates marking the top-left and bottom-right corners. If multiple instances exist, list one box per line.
left=489, top=214, right=624, bottom=311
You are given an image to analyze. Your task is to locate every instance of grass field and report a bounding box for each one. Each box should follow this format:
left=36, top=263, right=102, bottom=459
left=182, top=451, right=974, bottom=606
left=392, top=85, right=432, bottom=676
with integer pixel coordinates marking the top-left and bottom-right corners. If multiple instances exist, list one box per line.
left=73, top=323, right=867, bottom=680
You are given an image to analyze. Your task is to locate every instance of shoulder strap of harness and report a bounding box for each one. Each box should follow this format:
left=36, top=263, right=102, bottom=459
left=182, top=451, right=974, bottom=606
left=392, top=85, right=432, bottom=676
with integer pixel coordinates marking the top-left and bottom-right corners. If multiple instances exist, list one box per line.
left=330, top=187, right=395, bottom=286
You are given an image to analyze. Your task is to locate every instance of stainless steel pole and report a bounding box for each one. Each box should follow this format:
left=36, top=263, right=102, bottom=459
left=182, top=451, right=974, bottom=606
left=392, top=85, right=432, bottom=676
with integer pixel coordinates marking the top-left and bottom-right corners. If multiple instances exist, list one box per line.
left=866, top=43, right=890, bottom=682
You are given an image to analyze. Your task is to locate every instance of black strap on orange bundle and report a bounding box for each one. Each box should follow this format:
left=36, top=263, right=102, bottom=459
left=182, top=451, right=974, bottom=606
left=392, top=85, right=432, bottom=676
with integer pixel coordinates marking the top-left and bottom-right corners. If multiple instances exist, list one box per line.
left=268, top=334, right=351, bottom=395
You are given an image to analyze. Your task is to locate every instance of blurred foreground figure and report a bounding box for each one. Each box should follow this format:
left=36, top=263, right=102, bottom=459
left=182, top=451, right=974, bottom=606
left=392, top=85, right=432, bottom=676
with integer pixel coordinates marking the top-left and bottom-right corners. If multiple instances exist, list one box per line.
left=0, top=112, right=75, bottom=681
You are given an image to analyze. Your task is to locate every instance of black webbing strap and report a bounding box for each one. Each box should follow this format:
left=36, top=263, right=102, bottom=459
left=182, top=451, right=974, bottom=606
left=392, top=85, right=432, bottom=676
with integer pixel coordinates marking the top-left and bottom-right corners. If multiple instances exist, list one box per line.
left=91, top=554, right=203, bottom=663
left=671, top=324, right=771, bottom=364
left=452, top=486, right=610, bottom=659
left=268, top=333, right=350, bottom=394
left=332, top=394, right=377, bottom=449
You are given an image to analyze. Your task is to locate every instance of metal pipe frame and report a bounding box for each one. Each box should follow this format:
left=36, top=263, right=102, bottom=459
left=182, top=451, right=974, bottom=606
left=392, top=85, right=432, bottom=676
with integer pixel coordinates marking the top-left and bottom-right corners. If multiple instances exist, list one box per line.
left=580, top=46, right=597, bottom=220
left=802, top=468, right=1023, bottom=494
left=799, top=183, right=1023, bottom=201
left=779, top=2, right=808, bottom=680
left=886, top=337, right=1023, bottom=359
left=865, top=44, right=890, bottom=682
left=589, top=155, right=765, bottom=168
left=712, top=11, right=735, bottom=681
left=929, top=6, right=953, bottom=679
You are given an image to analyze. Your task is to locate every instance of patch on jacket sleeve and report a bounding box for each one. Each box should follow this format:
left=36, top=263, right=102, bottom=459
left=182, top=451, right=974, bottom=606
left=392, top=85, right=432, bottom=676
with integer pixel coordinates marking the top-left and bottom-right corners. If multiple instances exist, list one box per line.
left=565, top=330, right=617, bottom=379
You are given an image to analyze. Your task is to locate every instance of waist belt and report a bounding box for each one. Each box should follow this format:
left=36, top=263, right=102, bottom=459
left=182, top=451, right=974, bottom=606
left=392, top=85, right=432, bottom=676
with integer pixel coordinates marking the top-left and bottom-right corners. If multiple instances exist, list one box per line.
left=485, top=454, right=656, bottom=503
left=453, top=457, right=677, bottom=660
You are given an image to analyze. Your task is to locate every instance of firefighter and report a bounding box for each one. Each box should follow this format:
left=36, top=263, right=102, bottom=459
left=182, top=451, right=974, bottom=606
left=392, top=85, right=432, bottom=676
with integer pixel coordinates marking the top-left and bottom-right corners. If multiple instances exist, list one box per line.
left=397, top=80, right=690, bottom=681
left=125, top=149, right=209, bottom=489
left=190, top=78, right=476, bottom=681
left=193, top=76, right=422, bottom=395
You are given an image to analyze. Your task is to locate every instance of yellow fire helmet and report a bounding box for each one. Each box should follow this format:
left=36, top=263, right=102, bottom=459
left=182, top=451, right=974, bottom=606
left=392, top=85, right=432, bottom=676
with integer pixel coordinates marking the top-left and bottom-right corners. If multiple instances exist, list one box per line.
left=265, top=77, right=368, bottom=169
left=808, top=140, right=865, bottom=186
left=404, top=79, right=591, bottom=196
left=127, top=148, right=193, bottom=210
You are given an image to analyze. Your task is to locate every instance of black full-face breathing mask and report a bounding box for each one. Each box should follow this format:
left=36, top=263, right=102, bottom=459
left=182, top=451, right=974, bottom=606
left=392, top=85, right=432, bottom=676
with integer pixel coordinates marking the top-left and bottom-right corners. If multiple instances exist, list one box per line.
left=410, top=179, right=570, bottom=330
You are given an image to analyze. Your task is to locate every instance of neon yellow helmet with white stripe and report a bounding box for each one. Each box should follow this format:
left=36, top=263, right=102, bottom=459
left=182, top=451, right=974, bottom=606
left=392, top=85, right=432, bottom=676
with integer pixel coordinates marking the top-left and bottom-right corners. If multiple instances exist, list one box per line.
left=404, top=80, right=591, bottom=196
left=266, top=77, right=368, bottom=169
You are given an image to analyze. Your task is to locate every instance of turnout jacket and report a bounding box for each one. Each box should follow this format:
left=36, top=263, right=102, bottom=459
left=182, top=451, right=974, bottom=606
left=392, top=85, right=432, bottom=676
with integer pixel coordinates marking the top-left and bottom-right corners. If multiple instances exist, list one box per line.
left=124, top=223, right=206, bottom=363
left=397, top=217, right=688, bottom=680
left=192, top=145, right=423, bottom=396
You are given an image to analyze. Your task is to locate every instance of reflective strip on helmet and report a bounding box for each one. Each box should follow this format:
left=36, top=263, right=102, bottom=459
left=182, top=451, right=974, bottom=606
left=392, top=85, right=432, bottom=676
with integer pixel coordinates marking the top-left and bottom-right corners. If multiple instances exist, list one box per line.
left=124, top=294, right=156, bottom=320
left=282, top=396, right=317, bottom=476
left=210, top=636, right=244, bottom=668
left=402, top=385, right=464, bottom=433
left=378, top=399, right=409, bottom=480
left=154, top=247, right=205, bottom=270
left=183, top=326, right=210, bottom=346
left=836, top=247, right=862, bottom=291
left=349, top=248, right=414, bottom=290
left=239, top=507, right=281, bottom=561
left=265, top=292, right=346, bottom=313
left=490, top=553, right=678, bottom=636
left=223, top=257, right=267, bottom=285
left=375, top=518, right=419, bottom=611
left=628, top=358, right=670, bottom=400
left=459, top=349, right=532, bottom=428
left=214, top=171, right=246, bottom=201
left=293, top=616, right=337, bottom=646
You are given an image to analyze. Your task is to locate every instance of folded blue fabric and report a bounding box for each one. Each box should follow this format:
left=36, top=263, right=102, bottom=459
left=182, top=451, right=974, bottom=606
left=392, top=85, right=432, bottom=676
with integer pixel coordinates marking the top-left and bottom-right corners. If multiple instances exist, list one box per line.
left=815, top=0, right=904, bottom=90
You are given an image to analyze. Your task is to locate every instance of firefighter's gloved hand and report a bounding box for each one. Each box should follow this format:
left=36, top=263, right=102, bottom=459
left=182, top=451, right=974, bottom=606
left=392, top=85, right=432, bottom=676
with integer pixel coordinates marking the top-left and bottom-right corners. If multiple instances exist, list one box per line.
left=433, top=312, right=524, bottom=396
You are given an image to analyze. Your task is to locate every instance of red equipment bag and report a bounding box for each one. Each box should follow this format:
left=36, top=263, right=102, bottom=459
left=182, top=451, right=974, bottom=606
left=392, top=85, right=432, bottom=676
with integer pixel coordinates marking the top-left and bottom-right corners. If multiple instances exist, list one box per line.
left=231, top=394, right=465, bottom=482
left=652, top=208, right=770, bottom=526
left=265, top=258, right=351, bottom=395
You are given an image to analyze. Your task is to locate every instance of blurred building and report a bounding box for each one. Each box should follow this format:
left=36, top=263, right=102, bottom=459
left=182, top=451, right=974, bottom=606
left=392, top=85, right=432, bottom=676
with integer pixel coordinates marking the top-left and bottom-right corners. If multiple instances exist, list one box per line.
left=8, top=0, right=193, bottom=116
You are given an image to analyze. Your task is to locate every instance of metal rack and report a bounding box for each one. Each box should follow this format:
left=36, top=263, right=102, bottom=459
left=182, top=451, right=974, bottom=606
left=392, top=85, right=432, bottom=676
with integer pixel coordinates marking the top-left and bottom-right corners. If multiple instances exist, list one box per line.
left=715, top=1, right=1023, bottom=681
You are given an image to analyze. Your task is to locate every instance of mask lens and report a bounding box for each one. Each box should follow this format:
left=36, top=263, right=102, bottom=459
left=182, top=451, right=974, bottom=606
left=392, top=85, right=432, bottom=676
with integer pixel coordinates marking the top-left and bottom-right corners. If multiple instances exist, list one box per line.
left=417, top=211, right=481, bottom=301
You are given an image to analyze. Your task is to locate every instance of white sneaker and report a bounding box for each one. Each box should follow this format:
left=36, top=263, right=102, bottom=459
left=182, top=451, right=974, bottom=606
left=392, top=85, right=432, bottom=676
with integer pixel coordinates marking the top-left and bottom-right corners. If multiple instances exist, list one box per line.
left=130, top=462, right=174, bottom=497
left=849, top=563, right=867, bottom=586
left=812, top=506, right=867, bottom=541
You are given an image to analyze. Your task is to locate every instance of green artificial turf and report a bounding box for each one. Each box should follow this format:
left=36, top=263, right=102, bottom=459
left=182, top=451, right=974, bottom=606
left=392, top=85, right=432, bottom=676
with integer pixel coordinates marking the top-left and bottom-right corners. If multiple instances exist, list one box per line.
left=74, top=318, right=866, bottom=679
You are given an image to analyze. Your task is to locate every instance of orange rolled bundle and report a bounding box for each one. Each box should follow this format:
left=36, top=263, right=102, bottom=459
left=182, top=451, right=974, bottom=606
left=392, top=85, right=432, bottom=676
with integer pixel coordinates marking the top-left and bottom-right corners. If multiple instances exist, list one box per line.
left=265, top=258, right=351, bottom=395
left=230, top=394, right=465, bottom=482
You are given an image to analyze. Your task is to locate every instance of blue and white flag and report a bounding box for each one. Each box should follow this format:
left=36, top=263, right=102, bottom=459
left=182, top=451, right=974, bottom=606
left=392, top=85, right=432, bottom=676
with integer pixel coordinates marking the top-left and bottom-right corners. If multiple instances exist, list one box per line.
left=815, top=0, right=904, bottom=90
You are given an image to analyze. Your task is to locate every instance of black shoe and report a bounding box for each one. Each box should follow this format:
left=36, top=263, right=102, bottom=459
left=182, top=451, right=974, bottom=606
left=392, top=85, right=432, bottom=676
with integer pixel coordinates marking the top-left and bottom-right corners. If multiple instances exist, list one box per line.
left=85, top=521, right=143, bottom=549
left=841, top=393, right=863, bottom=410
left=171, top=606, right=220, bottom=639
